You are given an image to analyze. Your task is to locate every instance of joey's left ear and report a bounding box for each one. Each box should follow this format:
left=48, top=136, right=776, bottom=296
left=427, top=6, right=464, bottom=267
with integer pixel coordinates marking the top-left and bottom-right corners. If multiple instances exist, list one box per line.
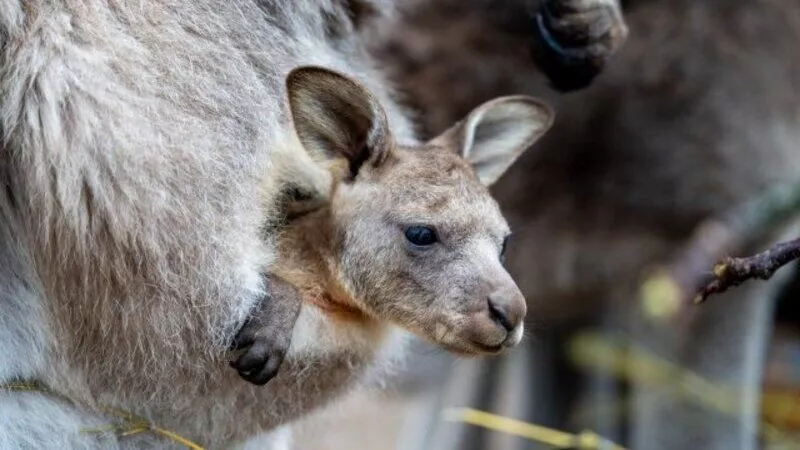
left=429, top=96, right=554, bottom=186
left=286, top=66, right=393, bottom=182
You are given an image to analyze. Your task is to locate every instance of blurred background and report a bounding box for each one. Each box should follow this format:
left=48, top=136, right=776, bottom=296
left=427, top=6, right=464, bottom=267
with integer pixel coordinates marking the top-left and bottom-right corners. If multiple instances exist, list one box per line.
left=295, top=0, right=800, bottom=448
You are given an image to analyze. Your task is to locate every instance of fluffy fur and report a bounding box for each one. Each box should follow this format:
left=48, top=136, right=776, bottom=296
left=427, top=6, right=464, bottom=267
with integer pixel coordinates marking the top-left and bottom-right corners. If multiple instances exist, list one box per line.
left=0, top=1, right=418, bottom=448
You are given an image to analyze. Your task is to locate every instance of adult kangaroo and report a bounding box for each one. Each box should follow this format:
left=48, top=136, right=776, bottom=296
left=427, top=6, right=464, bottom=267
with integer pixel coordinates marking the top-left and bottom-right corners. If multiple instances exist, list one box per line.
left=0, top=0, right=626, bottom=448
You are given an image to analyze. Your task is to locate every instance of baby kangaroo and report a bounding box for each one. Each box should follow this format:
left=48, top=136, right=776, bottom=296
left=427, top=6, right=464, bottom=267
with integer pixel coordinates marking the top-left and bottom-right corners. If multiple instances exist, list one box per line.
left=231, top=66, right=554, bottom=385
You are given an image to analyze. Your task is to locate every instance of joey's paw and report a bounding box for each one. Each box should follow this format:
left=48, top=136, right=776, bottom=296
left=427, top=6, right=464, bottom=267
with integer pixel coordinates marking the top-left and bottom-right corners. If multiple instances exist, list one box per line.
left=230, top=322, right=289, bottom=386
left=532, top=0, right=628, bottom=91
left=229, top=275, right=302, bottom=386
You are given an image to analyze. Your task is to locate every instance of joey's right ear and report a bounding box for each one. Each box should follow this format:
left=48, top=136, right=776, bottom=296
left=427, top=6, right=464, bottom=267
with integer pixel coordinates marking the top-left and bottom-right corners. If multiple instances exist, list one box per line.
left=286, top=66, right=393, bottom=181
left=429, top=96, right=554, bottom=186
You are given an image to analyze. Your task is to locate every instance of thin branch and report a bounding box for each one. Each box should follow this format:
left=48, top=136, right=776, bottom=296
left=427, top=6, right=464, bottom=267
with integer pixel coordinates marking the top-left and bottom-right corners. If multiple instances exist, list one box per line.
left=697, top=237, right=800, bottom=302
left=639, top=180, right=800, bottom=318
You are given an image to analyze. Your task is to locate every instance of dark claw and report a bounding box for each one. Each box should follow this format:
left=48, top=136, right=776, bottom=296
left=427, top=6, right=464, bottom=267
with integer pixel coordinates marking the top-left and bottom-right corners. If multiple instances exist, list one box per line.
left=230, top=320, right=290, bottom=386
left=239, top=355, right=282, bottom=386
left=232, top=340, right=274, bottom=372
left=229, top=274, right=303, bottom=386
left=231, top=341, right=282, bottom=385
left=229, top=331, right=254, bottom=351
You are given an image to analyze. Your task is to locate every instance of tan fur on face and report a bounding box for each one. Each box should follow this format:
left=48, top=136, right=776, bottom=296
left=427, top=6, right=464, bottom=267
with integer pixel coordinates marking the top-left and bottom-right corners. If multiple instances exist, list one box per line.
left=273, top=144, right=514, bottom=353
left=282, top=67, right=553, bottom=358
left=330, top=146, right=514, bottom=353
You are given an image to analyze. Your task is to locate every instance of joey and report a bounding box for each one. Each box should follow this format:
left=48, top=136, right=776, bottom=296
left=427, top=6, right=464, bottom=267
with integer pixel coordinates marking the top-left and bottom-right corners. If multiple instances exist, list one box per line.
left=230, top=66, right=554, bottom=382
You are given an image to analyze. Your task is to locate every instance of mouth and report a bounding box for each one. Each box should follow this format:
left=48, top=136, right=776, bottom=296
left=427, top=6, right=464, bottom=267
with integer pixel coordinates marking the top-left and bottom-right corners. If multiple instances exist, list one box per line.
left=437, top=338, right=506, bottom=356
left=468, top=339, right=505, bottom=354
left=440, top=324, right=525, bottom=356
left=411, top=314, right=525, bottom=356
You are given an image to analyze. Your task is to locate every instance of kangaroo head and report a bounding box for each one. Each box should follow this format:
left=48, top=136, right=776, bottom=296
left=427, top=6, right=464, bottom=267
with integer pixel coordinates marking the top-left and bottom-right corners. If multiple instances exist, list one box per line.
left=282, top=66, right=553, bottom=355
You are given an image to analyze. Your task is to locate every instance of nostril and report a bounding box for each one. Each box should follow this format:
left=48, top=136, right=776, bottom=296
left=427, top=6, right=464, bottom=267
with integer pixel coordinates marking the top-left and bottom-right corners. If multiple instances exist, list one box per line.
left=487, top=298, right=513, bottom=332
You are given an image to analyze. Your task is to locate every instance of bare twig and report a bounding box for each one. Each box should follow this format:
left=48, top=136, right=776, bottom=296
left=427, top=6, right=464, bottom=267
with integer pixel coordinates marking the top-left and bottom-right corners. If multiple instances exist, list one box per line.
left=697, top=237, right=800, bottom=302
left=639, top=180, right=800, bottom=319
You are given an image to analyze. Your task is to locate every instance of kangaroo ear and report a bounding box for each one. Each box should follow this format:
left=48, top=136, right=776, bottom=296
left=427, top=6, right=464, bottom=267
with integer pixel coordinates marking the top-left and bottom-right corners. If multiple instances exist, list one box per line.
left=430, top=96, right=554, bottom=186
left=286, top=66, right=392, bottom=181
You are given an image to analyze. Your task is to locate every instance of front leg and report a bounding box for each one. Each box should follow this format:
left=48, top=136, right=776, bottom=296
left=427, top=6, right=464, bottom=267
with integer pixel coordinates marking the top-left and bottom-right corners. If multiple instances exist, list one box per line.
left=531, top=0, right=628, bottom=92
left=230, top=273, right=302, bottom=385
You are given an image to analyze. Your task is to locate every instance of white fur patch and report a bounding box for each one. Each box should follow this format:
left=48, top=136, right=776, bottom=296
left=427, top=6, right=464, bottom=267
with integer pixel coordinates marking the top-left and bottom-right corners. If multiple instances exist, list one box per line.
left=236, top=425, right=293, bottom=450
left=0, top=392, right=119, bottom=449
left=288, top=306, right=405, bottom=358
left=0, top=199, right=49, bottom=381
left=509, top=323, right=525, bottom=346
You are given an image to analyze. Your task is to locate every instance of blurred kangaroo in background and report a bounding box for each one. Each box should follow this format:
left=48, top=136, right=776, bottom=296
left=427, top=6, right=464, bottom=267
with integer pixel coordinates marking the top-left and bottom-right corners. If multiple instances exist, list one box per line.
left=375, top=0, right=800, bottom=448
left=0, top=0, right=627, bottom=448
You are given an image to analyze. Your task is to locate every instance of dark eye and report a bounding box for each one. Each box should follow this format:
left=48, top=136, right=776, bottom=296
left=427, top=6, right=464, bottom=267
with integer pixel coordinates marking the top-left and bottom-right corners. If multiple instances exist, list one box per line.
left=404, top=226, right=438, bottom=247
left=500, top=236, right=510, bottom=261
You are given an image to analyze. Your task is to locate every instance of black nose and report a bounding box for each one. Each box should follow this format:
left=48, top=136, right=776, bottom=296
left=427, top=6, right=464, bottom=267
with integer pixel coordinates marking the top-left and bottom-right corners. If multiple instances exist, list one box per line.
left=488, top=298, right=514, bottom=332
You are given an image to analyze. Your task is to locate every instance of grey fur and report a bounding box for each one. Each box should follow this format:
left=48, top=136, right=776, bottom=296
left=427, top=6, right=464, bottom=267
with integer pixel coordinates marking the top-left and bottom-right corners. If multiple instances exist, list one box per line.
left=0, top=1, right=417, bottom=448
